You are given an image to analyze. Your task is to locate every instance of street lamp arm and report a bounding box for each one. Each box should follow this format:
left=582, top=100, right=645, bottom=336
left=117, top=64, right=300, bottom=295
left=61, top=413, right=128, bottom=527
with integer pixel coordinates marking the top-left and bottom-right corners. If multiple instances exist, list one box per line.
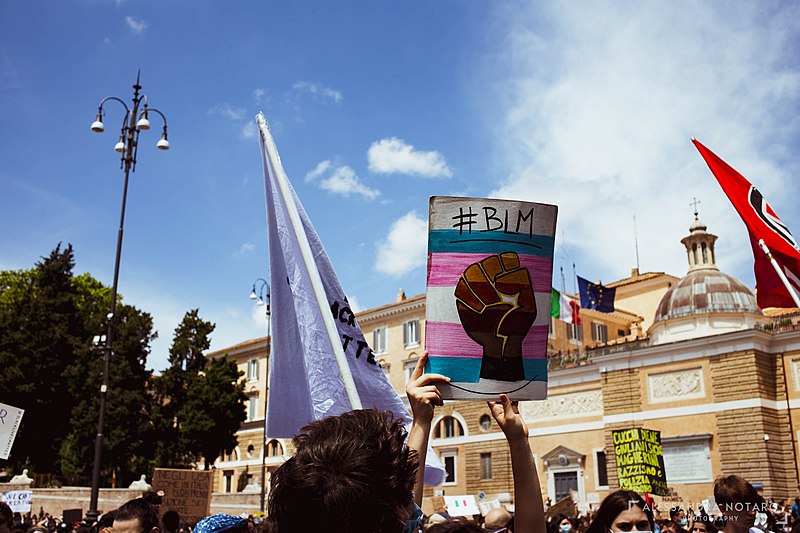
left=145, top=107, right=169, bottom=127
left=97, top=96, right=130, bottom=114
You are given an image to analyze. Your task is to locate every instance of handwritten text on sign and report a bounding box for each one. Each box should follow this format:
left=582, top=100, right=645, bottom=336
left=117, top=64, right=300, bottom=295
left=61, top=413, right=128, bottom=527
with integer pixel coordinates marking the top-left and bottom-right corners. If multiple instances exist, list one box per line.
left=152, top=468, right=212, bottom=526
left=0, top=403, right=24, bottom=460
left=612, top=428, right=668, bottom=496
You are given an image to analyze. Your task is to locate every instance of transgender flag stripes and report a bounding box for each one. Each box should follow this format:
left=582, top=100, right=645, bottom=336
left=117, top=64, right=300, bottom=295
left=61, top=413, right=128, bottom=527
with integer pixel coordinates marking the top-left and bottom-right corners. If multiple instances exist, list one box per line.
left=425, top=196, right=557, bottom=400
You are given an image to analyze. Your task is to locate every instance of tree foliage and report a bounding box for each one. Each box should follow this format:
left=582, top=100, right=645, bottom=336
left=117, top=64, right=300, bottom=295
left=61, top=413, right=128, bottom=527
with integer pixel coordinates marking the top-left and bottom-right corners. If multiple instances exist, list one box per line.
left=154, top=310, right=245, bottom=470
left=1, top=248, right=248, bottom=484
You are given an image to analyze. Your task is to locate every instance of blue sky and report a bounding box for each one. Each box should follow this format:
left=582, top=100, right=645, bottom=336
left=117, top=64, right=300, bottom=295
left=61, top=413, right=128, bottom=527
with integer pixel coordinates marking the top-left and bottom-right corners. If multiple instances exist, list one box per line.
left=2, top=1, right=800, bottom=373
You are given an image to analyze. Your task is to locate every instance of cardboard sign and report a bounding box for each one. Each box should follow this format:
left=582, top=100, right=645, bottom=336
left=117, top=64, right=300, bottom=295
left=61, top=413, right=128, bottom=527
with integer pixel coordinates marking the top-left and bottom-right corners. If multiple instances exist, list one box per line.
left=612, top=428, right=668, bottom=496
left=62, top=509, right=83, bottom=525
left=425, top=196, right=557, bottom=400
left=0, top=403, right=24, bottom=460
left=444, top=495, right=480, bottom=517
left=546, top=496, right=576, bottom=519
left=152, top=469, right=213, bottom=525
left=1, top=490, right=31, bottom=513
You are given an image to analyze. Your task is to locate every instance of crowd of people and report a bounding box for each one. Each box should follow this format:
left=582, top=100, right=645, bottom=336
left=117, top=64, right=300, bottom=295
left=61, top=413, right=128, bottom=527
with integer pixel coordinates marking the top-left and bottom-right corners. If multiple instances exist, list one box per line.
left=3, top=354, right=800, bottom=533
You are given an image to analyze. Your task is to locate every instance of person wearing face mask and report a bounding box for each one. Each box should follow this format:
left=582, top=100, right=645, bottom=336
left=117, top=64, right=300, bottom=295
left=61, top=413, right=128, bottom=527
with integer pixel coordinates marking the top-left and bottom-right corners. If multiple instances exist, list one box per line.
left=584, top=490, right=655, bottom=533
left=714, top=475, right=774, bottom=533
left=671, top=509, right=689, bottom=533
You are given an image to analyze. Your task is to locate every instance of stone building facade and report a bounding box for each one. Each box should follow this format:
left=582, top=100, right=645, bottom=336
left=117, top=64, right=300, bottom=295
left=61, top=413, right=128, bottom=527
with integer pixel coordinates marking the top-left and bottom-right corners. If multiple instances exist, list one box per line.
left=209, top=216, right=800, bottom=513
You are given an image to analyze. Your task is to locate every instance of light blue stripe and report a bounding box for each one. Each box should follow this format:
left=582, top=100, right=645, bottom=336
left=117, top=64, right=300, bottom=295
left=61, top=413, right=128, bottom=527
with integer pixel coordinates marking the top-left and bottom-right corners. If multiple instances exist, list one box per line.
left=425, top=357, right=548, bottom=383
left=429, top=230, right=555, bottom=257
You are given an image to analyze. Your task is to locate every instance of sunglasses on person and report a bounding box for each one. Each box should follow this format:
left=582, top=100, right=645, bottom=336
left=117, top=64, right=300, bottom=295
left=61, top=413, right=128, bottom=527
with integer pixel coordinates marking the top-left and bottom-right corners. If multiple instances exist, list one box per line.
left=611, top=521, right=652, bottom=532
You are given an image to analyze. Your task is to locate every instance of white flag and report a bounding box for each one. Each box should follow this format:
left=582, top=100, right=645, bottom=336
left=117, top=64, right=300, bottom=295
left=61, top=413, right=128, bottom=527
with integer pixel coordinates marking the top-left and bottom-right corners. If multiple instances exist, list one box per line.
left=258, top=114, right=445, bottom=485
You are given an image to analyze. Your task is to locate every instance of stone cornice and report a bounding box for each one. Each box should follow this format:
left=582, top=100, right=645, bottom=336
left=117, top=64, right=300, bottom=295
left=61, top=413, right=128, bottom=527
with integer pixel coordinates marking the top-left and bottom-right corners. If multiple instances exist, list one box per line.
left=357, top=294, right=426, bottom=324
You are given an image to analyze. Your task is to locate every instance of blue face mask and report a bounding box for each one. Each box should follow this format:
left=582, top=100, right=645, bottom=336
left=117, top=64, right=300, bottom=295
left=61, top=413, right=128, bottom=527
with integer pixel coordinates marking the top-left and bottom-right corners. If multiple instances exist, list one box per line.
left=561, top=524, right=572, bottom=533
left=679, top=519, right=688, bottom=527
left=403, top=502, right=423, bottom=533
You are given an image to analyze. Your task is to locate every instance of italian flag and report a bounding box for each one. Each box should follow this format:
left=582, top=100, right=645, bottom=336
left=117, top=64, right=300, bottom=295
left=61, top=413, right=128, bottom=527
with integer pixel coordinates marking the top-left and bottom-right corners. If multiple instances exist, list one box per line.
left=550, top=288, right=582, bottom=325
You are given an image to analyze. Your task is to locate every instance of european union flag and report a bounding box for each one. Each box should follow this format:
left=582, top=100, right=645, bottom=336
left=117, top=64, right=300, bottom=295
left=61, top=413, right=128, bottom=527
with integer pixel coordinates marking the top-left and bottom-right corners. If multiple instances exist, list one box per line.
left=577, top=275, right=616, bottom=312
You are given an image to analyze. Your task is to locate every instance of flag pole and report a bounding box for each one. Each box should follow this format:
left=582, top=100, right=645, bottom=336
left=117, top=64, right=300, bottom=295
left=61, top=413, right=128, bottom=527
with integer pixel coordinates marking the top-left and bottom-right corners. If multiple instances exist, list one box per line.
left=757, top=239, right=800, bottom=308
left=256, top=113, right=363, bottom=410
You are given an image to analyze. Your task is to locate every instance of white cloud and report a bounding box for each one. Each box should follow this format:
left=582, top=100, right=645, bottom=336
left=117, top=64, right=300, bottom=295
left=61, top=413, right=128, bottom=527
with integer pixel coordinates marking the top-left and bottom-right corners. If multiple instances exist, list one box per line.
left=236, top=242, right=255, bottom=256
left=125, top=16, right=146, bottom=33
left=346, top=295, right=363, bottom=313
left=367, top=137, right=453, bottom=178
left=320, top=166, right=380, bottom=200
left=292, top=81, right=343, bottom=104
left=374, top=211, right=428, bottom=277
left=209, top=103, right=246, bottom=121
left=304, top=160, right=332, bottom=182
left=253, top=88, right=266, bottom=105
left=484, top=2, right=800, bottom=285
left=241, top=122, right=257, bottom=139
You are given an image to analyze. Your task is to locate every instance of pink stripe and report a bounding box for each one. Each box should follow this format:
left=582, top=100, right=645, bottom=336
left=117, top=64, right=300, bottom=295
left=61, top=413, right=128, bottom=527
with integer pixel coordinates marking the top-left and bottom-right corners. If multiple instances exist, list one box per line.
left=427, top=252, right=553, bottom=292
left=425, top=322, right=549, bottom=359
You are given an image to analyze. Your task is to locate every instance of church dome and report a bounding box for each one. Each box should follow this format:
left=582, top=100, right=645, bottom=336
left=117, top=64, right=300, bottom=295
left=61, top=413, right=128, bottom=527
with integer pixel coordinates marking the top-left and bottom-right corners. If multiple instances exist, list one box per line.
left=654, top=269, right=758, bottom=322
left=648, top=211, right=763, bottom=345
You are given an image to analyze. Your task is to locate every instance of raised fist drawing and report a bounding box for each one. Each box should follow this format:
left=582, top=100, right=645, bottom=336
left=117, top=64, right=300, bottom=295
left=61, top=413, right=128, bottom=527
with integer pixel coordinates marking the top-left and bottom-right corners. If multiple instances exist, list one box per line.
left=455, top=252, right=536, bottom=381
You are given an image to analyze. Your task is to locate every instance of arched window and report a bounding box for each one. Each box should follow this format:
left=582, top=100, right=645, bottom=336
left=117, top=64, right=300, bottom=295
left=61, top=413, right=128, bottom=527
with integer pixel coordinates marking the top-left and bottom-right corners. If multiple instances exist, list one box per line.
left=701, top=242, right=708, bottom=263
left=692, top=243, right=699, bottom=265
left=266, top=439, right=283, bottom=457
left=433, top=416, right=464, bottom=439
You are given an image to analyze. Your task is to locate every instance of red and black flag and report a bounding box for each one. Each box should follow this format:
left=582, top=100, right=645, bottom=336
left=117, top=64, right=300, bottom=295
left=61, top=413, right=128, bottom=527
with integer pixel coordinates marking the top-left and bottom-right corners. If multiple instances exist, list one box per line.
left=693, top=139, right=800, bottom=308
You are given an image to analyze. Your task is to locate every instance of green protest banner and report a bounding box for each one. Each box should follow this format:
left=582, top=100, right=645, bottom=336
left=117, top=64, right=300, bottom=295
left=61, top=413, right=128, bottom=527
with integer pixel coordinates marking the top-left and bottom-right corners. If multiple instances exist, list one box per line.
left=612, top=428, right=668, bottom=496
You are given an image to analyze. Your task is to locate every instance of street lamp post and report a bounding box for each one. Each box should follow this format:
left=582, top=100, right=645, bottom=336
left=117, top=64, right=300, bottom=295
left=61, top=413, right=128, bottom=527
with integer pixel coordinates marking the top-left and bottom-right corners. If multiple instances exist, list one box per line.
left=86, top=72, right=169, bottom=524
left=249, top=278, right=270, bottom=514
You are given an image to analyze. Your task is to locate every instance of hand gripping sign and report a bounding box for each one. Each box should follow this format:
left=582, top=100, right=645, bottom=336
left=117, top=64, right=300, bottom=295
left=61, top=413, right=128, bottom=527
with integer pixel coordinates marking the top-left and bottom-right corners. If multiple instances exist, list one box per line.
left=425, top=196, right=557, bottom=400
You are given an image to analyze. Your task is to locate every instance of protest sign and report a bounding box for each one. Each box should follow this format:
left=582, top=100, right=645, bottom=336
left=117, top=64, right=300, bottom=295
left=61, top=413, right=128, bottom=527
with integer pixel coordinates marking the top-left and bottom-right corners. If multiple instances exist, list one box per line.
left=478, top=499, right=502, bottom=516
left=152, top=469, right=212, bottom=525
left=444, top=495, right=480, bottom=517
left=1, top=490, right=31, bottom=513
left=425, top=196, right=557, bottom=400
left=612, top=427, right=668, bottom=496
left=0, top=403, right=24, bottom=460
left=546, top=496, right=577, bottom=519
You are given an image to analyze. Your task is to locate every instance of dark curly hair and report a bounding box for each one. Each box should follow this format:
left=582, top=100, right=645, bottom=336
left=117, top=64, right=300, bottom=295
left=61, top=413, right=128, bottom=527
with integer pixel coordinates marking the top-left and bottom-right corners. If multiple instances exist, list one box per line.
left=267, top=409, right=418, bottom=533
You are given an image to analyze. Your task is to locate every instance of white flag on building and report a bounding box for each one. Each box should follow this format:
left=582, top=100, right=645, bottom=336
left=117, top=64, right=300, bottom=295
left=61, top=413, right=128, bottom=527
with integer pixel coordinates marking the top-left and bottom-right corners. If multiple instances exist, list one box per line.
left=257, top=114, right=445, bottom=485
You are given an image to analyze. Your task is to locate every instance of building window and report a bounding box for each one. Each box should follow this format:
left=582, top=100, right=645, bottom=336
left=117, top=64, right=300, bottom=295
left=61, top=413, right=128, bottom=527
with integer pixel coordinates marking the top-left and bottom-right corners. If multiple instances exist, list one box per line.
left=434, top=416, right=464, bottom=439
left=247, top=444, right=255, bottom=458
left=380, top=359, right=391, bottom=378
left=440, top=450, right=457, bottom=484
left=404, top=358, right=418, bottom=383
left=480, top=452, right=492, bottom=480
left=595, top=450, right=608, bottom=487
left=479, top=414, right=492, bottom=432
left=224, top=471, right=233, bottom=493
left=567, top=323, right=583, bottom=342
left=247, top=394, right=258, bottom=421
left=592, top=322, right=608, bottom=343
left=266, top=439, right=283, bottom=457
left=373, top=327, right=387, bottom=354
left=549, top=316, right=556, bottom=339
left=247, top=359, right=258, bottom=381
left=403, top=320, right=420, bottom=348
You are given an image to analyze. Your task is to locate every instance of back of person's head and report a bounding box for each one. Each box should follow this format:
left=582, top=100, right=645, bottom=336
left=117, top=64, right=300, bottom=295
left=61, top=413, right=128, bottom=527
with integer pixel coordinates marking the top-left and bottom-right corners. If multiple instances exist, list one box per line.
left=0, top=503, right=13, bottom=532
left=713, top=476, right=762, bottom=510
left=427, top=522, right=483, bottom=533
left=485, top=508, right=513, bottom=532
left=114, top=498, right=159, bottom=533
left=586, top=490, right=653, bottom=533
left=161, top=512, right=180, bottom=533
left=670, top=508, right=683, bottom=521
left=267, top=409, right=417, bottom=533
